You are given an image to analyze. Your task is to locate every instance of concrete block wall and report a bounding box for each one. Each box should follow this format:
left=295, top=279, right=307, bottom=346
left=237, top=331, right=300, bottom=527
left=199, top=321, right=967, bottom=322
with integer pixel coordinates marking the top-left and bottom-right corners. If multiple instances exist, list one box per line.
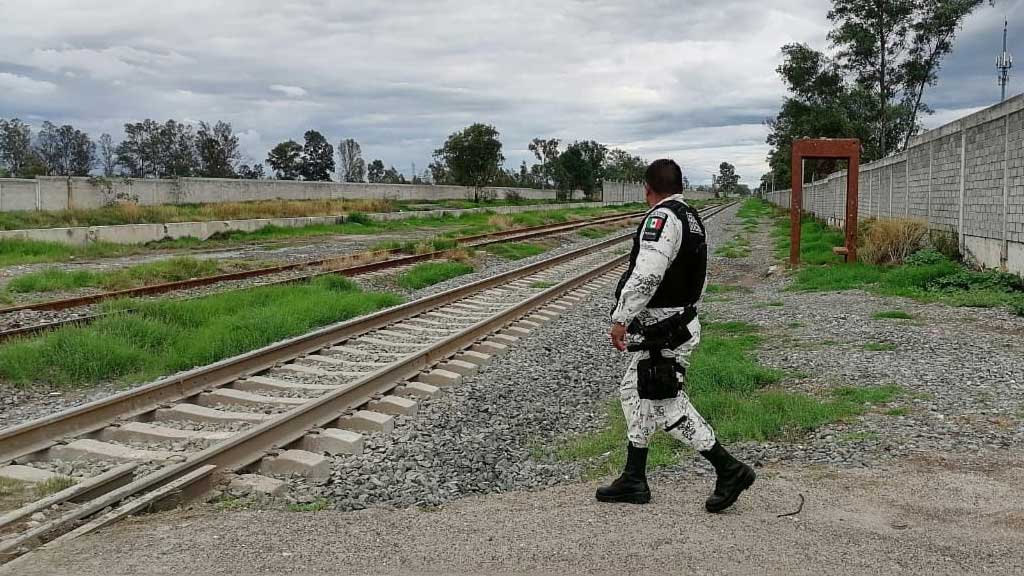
left=600, top=181, right=717, bottom=203
left=764, top=93, right=1024, bottom=276
left=0, top=177, right=565, bottom=213
left=0, top=200, right=632, bottom=247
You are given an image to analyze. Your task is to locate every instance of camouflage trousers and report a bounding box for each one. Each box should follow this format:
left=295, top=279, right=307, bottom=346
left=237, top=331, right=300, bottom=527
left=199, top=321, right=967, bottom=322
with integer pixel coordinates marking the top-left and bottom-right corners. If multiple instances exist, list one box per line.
left=619, top=316, right=716, bottom=451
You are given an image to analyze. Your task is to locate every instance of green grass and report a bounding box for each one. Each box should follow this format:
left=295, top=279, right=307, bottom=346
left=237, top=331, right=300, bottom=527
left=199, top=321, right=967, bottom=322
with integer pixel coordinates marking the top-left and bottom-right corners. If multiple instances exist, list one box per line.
left=832, top=384, right=904, bottom=404
left=705, top=283, right=749, bottom=294
left=0, top=276, right=403, bottom=387
left=0, top=477, right=25, bottom=498
left=556, top=401, right=686, bottom=478
left=737, top=198, right=773, bottom=223
left=886, top=407, right=909, bottom=417
left=553, top=321, right=900, bottom=477
left=396, top=262, right=474, bottom=290
left=715, top=234, right=751, bottom=259
left=576, top=226, right=618, bottom=239
left=872, top=310, right=914, bottom=320
left=484, top=242, right=547, bottom=260
left=776, top=215, right=1024, bottom=315
left=0, top=205, right=642, bottom=267
left=530, top=281, right=558, bottom=289
left=6, top=257, right=226, bottom=294
left=0, top=238, right=140, bottom=267
left=34, top=475, right=76, bottom=498
left=371, top=238, right=458, bottom=255
left=863, top=342, right=897, bottom=352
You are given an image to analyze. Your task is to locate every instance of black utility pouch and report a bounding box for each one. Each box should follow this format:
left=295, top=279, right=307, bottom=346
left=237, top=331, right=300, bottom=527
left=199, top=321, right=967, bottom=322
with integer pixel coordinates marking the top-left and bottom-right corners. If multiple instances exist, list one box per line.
left=636, top=352, right=683, bottom=400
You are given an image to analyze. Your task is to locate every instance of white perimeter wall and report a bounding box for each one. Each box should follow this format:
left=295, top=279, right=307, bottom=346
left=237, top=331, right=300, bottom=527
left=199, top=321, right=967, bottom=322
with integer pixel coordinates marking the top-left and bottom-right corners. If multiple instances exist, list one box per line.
left=764, top=93, right=1024, bottom=276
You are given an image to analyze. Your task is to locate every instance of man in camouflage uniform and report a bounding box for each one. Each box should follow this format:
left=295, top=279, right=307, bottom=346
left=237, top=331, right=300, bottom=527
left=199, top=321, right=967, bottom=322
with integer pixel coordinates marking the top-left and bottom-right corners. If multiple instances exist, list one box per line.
left=597, top=159, right=755, bottom=513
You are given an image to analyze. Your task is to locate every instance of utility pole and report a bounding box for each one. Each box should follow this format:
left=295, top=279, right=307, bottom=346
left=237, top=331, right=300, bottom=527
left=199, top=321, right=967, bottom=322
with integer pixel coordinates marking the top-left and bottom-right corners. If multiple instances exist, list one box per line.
left=997, top=18, right=1013, bottom=102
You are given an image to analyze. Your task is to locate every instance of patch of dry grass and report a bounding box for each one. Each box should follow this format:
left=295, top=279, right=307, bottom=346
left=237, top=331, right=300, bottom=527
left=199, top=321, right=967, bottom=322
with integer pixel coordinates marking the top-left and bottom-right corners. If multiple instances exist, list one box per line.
left=487, top=215, right=515, bottom=230
left=859, top=218, right=929, bottom=265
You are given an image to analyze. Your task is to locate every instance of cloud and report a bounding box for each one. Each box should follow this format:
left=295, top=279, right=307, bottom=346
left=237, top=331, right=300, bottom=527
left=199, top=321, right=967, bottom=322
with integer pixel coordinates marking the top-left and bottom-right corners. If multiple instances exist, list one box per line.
left=0, top=0, right=1019, bottom=184
left=0, top=72, right=57, bottom=96
left=269, top=85, right=308, bottom=98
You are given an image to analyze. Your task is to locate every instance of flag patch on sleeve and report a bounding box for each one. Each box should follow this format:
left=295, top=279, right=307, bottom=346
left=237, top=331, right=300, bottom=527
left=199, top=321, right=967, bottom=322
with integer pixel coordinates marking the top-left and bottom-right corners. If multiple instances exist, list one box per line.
left=641, top=214, right=667, bottom=241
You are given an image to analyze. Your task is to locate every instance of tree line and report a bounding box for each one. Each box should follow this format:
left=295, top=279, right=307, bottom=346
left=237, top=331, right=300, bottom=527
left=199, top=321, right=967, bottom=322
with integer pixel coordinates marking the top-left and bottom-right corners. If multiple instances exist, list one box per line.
left=762, top=0, right=990, bottom=189
left=0, top=117, right=660, bottom=198
left=0, top=116, right=749, bottom=198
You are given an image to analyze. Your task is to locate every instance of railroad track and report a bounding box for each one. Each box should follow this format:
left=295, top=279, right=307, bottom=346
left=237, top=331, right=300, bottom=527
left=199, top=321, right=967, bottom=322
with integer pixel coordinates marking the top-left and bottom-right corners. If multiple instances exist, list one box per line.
left=0, top=202, right=733, bottom=567
left=0, top=209, right=647, bottom=343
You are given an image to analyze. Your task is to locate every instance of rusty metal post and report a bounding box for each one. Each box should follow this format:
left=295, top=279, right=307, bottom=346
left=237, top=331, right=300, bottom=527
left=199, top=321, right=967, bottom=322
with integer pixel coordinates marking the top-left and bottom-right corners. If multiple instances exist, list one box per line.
left=790, top=150, right=803, bottom=267
left=846, top=151, right=860, bottom=263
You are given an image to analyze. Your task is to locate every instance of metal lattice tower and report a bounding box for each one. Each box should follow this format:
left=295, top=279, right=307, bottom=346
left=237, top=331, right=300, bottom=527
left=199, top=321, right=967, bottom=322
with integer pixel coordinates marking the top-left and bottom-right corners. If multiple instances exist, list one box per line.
left=997, top=19, right=1013, bottom=102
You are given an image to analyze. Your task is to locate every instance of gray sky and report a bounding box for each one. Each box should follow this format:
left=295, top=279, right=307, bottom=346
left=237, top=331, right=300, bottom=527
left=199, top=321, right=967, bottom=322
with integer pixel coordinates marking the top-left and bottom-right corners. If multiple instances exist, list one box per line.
left=1, top=0, right=1021, bottom=185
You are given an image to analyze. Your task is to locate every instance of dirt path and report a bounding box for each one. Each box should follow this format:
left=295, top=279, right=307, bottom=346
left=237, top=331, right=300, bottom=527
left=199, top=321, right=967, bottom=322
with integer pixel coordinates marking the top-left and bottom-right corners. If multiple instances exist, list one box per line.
left=11, top=452, right=1023, bottom=576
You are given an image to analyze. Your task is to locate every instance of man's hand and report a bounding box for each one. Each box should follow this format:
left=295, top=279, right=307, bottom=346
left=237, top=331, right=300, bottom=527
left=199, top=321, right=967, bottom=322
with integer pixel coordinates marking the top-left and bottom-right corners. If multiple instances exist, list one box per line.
left=610, top=322, right=628, bottom=352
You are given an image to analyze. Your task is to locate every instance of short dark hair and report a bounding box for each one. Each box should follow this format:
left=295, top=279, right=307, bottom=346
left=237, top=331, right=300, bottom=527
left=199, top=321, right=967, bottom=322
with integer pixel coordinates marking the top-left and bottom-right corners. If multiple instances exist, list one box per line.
left=645, top=159, right=683, bottom=196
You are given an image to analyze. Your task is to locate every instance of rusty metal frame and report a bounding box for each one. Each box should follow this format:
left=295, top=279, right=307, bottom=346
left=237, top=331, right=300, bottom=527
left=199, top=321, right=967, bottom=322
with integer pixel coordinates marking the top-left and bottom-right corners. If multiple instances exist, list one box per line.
left=790, top=139, right=861, bottom=265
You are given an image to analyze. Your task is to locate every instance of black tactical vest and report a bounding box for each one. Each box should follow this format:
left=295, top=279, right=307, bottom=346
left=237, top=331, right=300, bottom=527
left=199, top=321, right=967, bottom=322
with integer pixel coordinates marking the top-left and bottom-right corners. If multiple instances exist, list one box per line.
left=614, top=199, right=707, bottom=308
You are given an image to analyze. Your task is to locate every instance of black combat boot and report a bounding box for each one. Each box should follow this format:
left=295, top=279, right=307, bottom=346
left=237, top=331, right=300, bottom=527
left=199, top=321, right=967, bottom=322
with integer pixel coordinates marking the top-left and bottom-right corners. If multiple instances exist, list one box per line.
left=699, top=441, right=756, bottom=513
left=595, top=443, right=651, bottom=504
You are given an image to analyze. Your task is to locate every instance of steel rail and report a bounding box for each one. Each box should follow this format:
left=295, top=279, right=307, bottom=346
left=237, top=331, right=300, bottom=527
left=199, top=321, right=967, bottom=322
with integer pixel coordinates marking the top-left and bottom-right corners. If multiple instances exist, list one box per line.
left=0, top=232, right=635, bottom=464
left=0, top=210, right=644, bottom=315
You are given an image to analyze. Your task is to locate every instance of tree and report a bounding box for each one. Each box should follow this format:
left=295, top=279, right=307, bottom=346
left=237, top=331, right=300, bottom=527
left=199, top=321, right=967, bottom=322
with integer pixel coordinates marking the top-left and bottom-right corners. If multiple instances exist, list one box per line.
left=159, top=120, right=198, bottom=178
left=764, top=44, right=877, bottom=186
left=827, top=0, right=987, bottom=157
left=35, top=122, right=96, bottom=176
left=99, top=133, right=117, bottom=177
left=368, top=159, right=386, bottom=183
left=116, top=119, right=162, bottom=178
left=300, top=130, right=334, bottom=181
left=0, top=119, right=35, bottom=177
left=434, top=123, right=505, bottom=202
left=604, top=149, right=646, bottom=182
left=552, top=140, right=607, bottom=200
left=195, top=121, right=240, bottom=178
left=828, top=0, right=915, bottom=158
left=338, top=138, right=366, bottom=182
left=717, top=162, right=740, bottom=196
left=115, top=119, right=197, bottom=178
left=238, top=163, right=266, bottom=179
left=900, top=0, right=987, bottom=149
left=528, top=138, right=560, bottom=188
left=381, top=166, right=406, bottom=184
left=266, top=140, right=303, bottom=180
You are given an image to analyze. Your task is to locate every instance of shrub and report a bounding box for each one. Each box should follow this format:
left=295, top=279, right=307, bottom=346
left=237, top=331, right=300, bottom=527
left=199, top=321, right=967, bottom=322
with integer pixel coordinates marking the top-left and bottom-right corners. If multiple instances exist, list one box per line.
left=904, top=248, right=948, bottom=267
left=926, top=268, right=1024, bottom=293
left=346, top=212, right=371, bottom=225
left=928, top=229, right=961, bottom=261
left=859, top=218, right=928, bottom=265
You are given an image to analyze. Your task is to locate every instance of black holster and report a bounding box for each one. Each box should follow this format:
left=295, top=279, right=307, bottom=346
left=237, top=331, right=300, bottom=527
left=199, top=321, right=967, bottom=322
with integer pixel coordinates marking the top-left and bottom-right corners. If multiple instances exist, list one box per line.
left=635, top=350, right=683, bottom=400
left=626, top=308, right=696, bottom=400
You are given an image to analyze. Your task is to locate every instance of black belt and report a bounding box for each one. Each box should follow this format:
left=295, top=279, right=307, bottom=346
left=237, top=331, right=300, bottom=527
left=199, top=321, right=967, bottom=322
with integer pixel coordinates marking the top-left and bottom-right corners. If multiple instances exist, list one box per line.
left=625, top=306, right=697, bottom=352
